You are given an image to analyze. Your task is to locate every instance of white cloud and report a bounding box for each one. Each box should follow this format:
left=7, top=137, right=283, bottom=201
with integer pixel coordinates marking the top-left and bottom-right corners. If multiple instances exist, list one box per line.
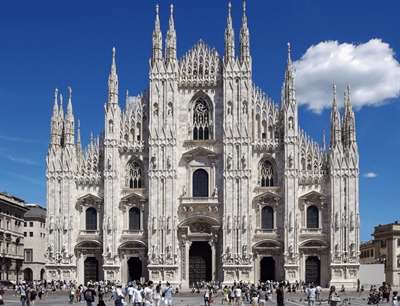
left=363, top=172, right=377, bottom=178
left=7, top=155, right=41, bottom=166
left=293, top=39, right=400, bottom=113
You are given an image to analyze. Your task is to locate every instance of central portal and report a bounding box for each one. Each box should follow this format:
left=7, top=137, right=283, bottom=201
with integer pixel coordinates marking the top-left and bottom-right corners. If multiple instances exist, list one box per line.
left=189, top=241, right=211, bottom=285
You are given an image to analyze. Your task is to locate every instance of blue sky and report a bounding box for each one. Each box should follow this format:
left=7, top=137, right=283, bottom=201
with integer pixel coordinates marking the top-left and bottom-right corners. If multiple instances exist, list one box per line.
left=0, top=0, right=399, bottom=242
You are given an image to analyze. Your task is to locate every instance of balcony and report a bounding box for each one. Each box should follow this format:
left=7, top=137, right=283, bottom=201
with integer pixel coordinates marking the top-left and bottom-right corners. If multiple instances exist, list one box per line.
left=179, top=197, right=220, bottom=213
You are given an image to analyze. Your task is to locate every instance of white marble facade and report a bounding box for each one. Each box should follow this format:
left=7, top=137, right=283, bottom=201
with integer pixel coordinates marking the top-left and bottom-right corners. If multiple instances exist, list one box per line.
left=45, top=3, right=360, bottom=288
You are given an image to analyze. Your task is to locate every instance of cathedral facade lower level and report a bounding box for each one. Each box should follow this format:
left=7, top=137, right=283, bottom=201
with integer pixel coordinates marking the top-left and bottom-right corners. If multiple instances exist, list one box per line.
left=45, top=3, right=360, bottom=288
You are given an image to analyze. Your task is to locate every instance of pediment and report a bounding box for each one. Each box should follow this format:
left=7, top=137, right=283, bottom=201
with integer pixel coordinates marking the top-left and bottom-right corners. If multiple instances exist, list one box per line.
left=183, top=147, right=217, bottom=164
left=119, top=240, right=147, bottom=249
left=121, top=191, right=147, bottom=202
left=77, top=193, right=103, bottom=204
left=299, top=190, right=327, bottom=201
left=253, top=239, right=283, bottom=249
left=76, top=240, right=102, bottom=249
left=299, top=239, right=329, bottom=248
left=254, top=190, right=281, bottom=202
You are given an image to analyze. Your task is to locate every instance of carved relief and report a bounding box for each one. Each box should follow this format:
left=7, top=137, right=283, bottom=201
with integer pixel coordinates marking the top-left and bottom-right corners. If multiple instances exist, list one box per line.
left=190, top=223, right=211, bottom=233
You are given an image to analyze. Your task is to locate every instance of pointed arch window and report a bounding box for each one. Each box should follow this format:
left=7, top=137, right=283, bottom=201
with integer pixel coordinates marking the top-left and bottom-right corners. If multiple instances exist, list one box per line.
left=192, top=169, right=208, bottom=197
left=193, top=99, right=210, bottom=140
left=129, top=207, right=140, bottom=231
left=86, top=207, right=97, bottom=230
left=127, top=161, right=143, bottom=188
left=261, top=206, right=274, bottom=229
left=307, top=205, right=319, bottom=229
left=260, top=160, right=275, bottom=187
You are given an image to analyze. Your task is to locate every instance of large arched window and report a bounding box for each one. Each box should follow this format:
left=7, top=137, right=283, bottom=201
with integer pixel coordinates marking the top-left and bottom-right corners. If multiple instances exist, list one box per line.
left=127, top=161, right=143, bottom=188
left=86, top=207, right=97, bottom=230
left=129, top=207, right=140, bottom=231
left=261, top=206, right=274, bottom=229
left=307, top=205, right=319, bottom=229
left=193, top=99, right=210, bottom=140
left=192, top=169, right=208, bottom=197
left=260, top=160, right=274, bottom=187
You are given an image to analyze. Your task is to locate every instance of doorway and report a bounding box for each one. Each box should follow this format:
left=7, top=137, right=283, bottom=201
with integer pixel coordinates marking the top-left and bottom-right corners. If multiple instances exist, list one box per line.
left=24, top=268, right=33, bottom=281
left=260, top=257, right=275, bottom=282
left=305, top=256, right=320, bottom=285
left=189, top=241, right=211, bottom=285
left=128, top=257, right=142, bottom=282
left=84, top=257, right=98, bottom=284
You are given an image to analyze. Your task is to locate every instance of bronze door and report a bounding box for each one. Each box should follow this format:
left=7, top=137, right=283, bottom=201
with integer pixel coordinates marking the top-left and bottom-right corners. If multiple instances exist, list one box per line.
left=189, top=242, right=211, bottom=285
left=84, top=257, right=98, bottom=283
left=305, top=256, right=320, bottom=285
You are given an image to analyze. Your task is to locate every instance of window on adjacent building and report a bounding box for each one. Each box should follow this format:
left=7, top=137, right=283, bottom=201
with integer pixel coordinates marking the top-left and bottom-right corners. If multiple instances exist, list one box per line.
left=261, top=206, right=274, bottom=229
left=129, top=207, right=140, bottom=231
left=24, top=222, right=27, bottom=227
left=307, top=205, right=319, bottom=229
left=260, top=160, right=274, bottom=187
left=24, top=232, right=27, bottom=237
left=25, top=250, right=32, bottom=262
left=85, top=207, right=97, bottom=230
left=397, top=238, right=400, bottom=247
left=381, top=240, right=386, bottom=248
left=192, top=169, right=208, bottom=197
left=29, top=232, right=33, bottom=237
left=29, top=222, right=33, bottom=227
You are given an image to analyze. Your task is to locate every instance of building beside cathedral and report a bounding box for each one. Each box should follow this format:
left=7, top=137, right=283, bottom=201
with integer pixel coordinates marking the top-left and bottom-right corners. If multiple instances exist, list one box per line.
left=45, top=3, right=360, bottom=287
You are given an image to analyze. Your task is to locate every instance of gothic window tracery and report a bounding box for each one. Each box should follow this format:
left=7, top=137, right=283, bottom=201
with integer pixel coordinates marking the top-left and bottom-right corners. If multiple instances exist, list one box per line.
left=259, top=160, right=275, bottom=187
left=306, top=205, right=319, bottom=229
left=129, top=207, right=140, bottom=230
left=192, top=98, right=210, bottom=140
left=126, top=161, right=143, bottom=188
left=261, top=206, right=274, bottom=229
left=192, top=169, right=208, bottom=197
left=86, top=207, right=97, bottom=230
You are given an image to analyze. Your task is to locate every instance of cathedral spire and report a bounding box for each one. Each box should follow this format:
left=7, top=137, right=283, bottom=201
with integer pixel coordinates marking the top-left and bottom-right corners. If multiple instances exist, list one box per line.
left=330, top=84, right=342, bottom=148
left=53, top=88, right=59, bottom=116
left=66, top=86, right=73, bottom=120
left=342, top=84, right=357, bottom=146
left=108, top=47, right=118, bottom=105
left=284, top=43, right=296, bottom=106
left=224, top=2, right=235, bottom=63
left=76, top=119, right=82, bottom=163
left=152, top=4, right=163, bottom=64
left=165, top=4, right=177, bottom=62
left=240, top=1, right=250, bottom=62
left=59, top=93, right=64, bottom=119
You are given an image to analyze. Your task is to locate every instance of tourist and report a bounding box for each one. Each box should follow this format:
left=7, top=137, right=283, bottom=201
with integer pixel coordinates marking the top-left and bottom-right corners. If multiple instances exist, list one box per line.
left=133, top=283, right=143, bottom=306
left=154, top=284, right=162, bottom=306
left=328, top=285, right=340, bottom=306
left=315, top=284, right=321, bottom=304
left=392, top=291, right=398, bottom=306
left=113, top=283, right=125, bottom=306
left=276, top=283, right=284, bottom=306
left=83, top=284, right=97, bottom=306
left=143, top=281, right=154, bottom=306
left=307, top=284, right=316, bottom=306
left=163, top=282, right=173, bottom=306
left=222, top=285, right=229, bottom=304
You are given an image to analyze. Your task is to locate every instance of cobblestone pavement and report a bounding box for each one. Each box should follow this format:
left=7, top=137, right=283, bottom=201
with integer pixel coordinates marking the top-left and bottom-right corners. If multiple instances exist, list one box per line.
left=1, top=289, right=396, bottom=306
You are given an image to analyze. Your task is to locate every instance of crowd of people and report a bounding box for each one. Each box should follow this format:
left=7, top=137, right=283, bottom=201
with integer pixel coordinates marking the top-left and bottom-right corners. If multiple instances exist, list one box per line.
left=7, top=278, right=400, bottom=306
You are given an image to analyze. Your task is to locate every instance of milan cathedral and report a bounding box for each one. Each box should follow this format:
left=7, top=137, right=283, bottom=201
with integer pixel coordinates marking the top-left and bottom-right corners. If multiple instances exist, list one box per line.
left=45, top=3, right=360, bottom=287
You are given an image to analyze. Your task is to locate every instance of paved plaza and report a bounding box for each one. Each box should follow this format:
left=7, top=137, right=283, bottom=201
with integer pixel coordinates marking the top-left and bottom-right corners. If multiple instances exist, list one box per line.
left=1, top=288, right=396, bottom=306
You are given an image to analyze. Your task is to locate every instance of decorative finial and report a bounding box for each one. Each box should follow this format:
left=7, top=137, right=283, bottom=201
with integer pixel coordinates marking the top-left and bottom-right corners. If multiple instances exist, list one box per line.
left=170, top=3, right=173, bottom=14
left=68, top=86, right=72, bottom=96
left=126, top=89, right=129, bottom=98
left=112, top=47, right=116, bottom=59
left=287, top=42, right=291, bottom=55
left=156, top=4, right=159, bottom=17
left=333, top=84, right=336, bottom=96
left=347, top=83, right=351, bottom=96
left=243, top=1, right=246, bottom=12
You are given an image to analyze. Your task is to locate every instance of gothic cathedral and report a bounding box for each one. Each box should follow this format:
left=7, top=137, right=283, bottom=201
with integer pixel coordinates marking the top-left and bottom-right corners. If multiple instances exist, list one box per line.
left=45, top=3, right=360, bottom=287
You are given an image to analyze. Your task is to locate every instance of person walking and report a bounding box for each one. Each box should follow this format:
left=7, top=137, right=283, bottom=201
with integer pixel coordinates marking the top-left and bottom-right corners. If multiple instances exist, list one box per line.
left=276, top=283, right=284, bottom=306
left=143, top=281, right=154, bottom=306
left=83, top=284, right=97, bottom=306
left=328, top=285, right=340, bottom=306
left=163, top=282, right=173, bottom=306
left=307, top=284, right=316, bottom=306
